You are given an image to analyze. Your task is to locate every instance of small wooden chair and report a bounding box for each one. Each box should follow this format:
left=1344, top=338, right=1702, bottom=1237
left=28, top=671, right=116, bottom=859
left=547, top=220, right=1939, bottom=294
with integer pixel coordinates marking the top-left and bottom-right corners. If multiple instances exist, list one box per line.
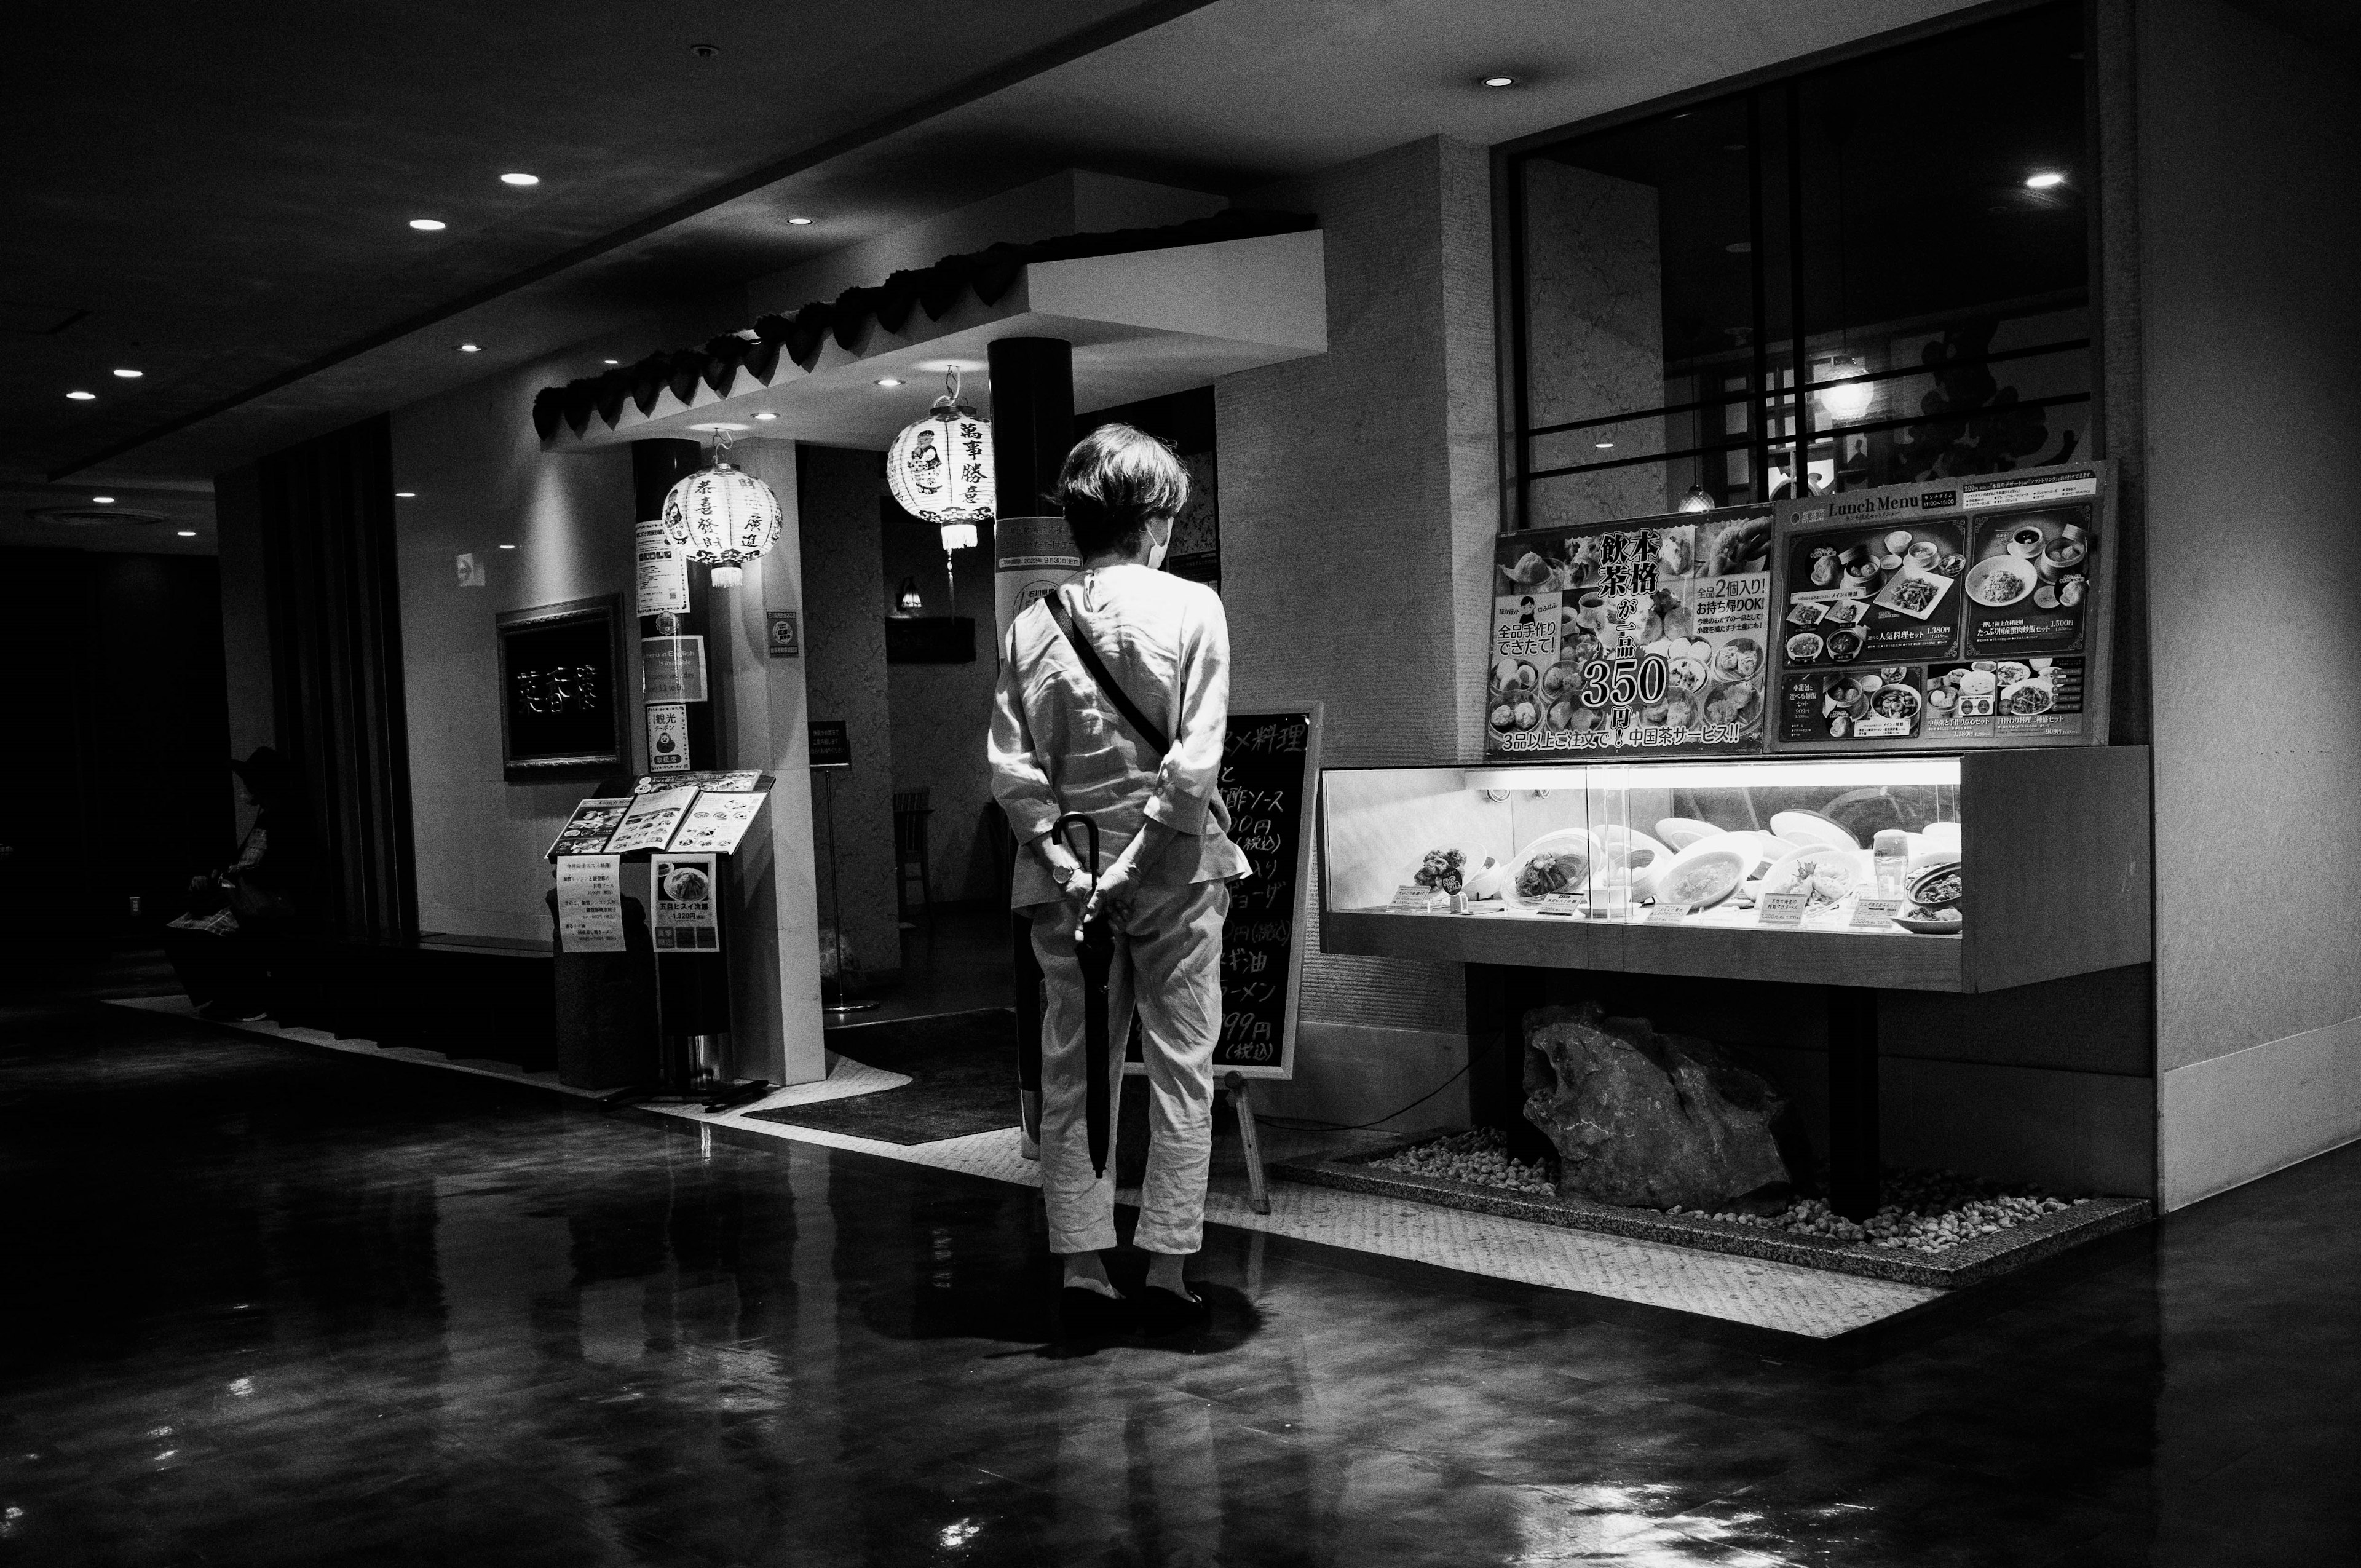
left=892, top=788, right=934, bottom=925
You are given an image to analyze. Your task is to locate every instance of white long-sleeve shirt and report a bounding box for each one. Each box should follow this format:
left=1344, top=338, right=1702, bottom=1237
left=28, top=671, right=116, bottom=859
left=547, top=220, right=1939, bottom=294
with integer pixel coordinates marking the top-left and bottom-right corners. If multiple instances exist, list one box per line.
left=989, top=564, right=1249, bottom=909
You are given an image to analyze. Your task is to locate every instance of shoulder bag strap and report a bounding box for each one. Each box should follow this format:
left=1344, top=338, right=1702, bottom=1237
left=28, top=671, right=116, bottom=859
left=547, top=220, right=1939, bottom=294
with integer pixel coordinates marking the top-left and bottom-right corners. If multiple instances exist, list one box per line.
left=1046, top=589, right=1170, bottom=756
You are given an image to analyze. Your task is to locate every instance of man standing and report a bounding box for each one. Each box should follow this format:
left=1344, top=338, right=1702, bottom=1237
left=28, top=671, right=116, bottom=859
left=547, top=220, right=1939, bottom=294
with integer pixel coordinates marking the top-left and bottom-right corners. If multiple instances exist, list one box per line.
left=988, top=424, right=1246, bottom=1336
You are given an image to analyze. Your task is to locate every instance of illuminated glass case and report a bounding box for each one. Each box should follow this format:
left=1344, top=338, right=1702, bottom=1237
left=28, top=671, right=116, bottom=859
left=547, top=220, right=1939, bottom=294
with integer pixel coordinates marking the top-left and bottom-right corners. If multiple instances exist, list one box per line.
left=1318, top=751, right=2151, bottom=992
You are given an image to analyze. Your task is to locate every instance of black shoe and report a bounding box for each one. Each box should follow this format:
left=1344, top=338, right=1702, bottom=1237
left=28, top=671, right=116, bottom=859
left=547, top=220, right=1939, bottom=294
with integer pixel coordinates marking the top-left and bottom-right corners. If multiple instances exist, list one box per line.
left=1135, top=1285, right=1211, bottom=1339
left=1058, top=1285, right=1131, bottom=1340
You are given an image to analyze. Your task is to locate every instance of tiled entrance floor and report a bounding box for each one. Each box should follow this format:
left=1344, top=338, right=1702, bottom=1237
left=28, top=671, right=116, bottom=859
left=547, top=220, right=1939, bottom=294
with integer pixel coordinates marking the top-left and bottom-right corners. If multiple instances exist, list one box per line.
left=111, top=996, right=1939, bottom=1336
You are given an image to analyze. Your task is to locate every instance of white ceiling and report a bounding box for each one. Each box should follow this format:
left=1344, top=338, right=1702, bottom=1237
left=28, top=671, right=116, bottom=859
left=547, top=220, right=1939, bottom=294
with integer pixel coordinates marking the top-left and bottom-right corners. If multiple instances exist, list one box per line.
left=17, top=0, right=1996, bottom=548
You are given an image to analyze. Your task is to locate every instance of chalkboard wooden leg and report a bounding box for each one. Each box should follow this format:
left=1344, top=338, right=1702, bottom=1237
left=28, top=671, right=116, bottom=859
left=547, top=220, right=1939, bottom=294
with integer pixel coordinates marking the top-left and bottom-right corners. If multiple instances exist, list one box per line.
left=1226, top=1071, right=1271, bottom=1214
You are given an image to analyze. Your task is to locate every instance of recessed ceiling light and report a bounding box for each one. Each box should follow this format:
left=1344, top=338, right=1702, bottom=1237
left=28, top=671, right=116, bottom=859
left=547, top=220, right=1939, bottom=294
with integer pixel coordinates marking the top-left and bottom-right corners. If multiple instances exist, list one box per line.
left=113, top=368, right=143, bottom=378
left=459, top=343, right=480, bottom=353
left=409, top=218, right=447, bottom=231
left=603, top=358, right=620, bottom=365
left=754, top=411, right=778, bottom=421
left=177, top=530, right=197, bottom=537
left=787, top=216, right=815, bottom=226
left=66, top=390, right=95, bottom=400
left=1480, top=74, right=1519, bottom=88
left=500, top=172, right=540, bottom=186
left=2025, top=170, right=2068, bottom=189
left=1594, top=441, right=1615, bottom=449
left=1725, top=241, right=1753, bottom=254
left=395, top=491, right=416, bottom=498
left=498, top=544, right=517, bottom=550
left=876, top=377, right=904, bottom=387
left=93, top=496, right=116, bottom=503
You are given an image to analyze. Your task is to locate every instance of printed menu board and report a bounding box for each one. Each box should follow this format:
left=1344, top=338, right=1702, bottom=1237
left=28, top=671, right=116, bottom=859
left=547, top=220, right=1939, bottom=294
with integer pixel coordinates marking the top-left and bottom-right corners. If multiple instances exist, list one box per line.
left=1771, top=464, right=2107, bottom=750
left=1485, top=509, right=1774, bottom=759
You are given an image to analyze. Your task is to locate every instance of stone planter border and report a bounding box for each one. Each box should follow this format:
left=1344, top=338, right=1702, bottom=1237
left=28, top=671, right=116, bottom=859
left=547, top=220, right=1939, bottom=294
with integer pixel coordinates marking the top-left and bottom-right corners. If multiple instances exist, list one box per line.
left=1273, top=1131, right=2153, bottom=1291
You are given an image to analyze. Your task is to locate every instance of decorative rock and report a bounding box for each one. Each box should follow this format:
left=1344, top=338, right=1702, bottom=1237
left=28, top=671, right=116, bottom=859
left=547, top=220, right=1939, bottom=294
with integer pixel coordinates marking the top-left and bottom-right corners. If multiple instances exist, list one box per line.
left=1522, top=1002, right=1795, bottom=1210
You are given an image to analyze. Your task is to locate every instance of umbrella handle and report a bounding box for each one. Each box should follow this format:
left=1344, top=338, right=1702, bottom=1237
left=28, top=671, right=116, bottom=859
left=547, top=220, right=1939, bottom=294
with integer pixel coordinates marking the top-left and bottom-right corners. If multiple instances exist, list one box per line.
left=1051, top=812, right=1100, bottom=895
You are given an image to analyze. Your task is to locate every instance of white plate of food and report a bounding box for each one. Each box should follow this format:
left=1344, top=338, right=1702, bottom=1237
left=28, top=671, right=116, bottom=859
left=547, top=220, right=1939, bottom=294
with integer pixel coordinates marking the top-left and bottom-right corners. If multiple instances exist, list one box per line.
left=1768, top=809, right=1859, bottom=852
left=1650, top=839, right=1751, bottom=913
left=1964, top=555, right=2038, bottom=608
left=2001, top=678, right=2055, bottom=716
left=1654, top=817, right=1721, bottom=850
left=1872, top=564, right=1954, bottom=621
left=1682, top=830, right=1785, bottom=884
left=1505, top=830, right=1601, bottom=906
left=1757, top=843, right=1869, bottom=912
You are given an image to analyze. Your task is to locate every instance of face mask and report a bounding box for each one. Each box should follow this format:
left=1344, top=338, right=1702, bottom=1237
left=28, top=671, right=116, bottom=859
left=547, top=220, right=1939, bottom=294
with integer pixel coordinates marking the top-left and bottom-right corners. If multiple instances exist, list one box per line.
left=1146, top=519, right=1173, bottom=571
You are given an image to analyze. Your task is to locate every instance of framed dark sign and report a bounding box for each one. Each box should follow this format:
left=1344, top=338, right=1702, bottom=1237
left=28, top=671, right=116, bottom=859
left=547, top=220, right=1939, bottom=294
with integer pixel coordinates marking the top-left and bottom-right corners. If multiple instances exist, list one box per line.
left=497, top=594, right=628, bottom=782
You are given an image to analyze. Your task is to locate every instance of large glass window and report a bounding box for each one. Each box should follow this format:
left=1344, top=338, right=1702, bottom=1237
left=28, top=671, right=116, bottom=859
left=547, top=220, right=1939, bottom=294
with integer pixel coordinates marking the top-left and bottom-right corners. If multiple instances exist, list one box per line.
left=1505, top=3, right=2092, bottom=529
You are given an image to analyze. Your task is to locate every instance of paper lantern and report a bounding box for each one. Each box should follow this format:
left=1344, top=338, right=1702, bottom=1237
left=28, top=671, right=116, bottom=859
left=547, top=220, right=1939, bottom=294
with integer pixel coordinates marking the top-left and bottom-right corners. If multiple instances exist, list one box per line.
left=887, top=368, right=994, bottom=537
left=661, top=450, right=780, bottom=589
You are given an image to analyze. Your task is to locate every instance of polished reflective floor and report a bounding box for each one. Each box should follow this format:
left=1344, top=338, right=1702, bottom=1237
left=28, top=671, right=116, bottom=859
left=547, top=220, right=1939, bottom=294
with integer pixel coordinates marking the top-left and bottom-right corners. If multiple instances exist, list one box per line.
left=4, top=958, right=2357, bottom=1566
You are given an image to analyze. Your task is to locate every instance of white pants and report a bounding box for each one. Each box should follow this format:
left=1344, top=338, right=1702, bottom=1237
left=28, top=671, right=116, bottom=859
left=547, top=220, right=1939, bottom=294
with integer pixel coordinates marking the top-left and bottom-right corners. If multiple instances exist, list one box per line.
left=1030, top=876, right=1230, bottom=1256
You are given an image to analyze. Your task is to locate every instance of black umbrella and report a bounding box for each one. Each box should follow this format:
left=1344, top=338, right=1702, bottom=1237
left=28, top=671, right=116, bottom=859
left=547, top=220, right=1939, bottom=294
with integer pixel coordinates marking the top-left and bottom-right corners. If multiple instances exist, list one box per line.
left=1053, top=812, right=1116, bottom=1179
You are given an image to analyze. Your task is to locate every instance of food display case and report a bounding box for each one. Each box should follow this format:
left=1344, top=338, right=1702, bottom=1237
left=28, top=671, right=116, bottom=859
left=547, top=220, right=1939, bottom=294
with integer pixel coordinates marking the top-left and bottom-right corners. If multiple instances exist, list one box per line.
left=1318, top=749, right=2149, bottom=993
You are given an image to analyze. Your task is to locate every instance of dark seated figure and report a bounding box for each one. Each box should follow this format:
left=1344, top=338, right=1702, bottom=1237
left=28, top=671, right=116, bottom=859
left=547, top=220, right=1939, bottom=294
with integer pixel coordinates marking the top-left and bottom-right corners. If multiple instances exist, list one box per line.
left=163, top=747, right=312, bottom=1022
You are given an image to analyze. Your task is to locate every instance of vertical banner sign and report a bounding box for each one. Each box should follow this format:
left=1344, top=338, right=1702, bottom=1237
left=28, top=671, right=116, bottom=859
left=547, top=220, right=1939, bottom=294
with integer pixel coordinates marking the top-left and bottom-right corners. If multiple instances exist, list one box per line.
left=1211, top=706, right=1323, bottom=1079
left=634, top=518, right=690, bottom=616
left=555, top=854, right=625, bottom=952
left=1486, top=509, right=1774, bottom=759
left=646, top=703, right=690, bottom=772
left=651, top=853, right=719, bottom=952
left=1774, top=463, right=2106, bottom=748
left=993, top=515, right=1080, bottom=657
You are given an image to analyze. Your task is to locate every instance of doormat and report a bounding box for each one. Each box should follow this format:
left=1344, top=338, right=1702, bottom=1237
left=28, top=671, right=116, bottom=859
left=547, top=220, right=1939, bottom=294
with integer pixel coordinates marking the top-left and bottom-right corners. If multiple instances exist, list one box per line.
left=746, top=1008, right=1018, bottom=1145
left=1275, top=1133, right=2151, bottom=1290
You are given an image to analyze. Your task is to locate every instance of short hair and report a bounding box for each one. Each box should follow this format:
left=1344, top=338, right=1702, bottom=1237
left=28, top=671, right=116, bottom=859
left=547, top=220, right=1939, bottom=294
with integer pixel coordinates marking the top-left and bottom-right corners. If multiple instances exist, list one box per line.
left=1058, top=423, right=1188, bottom=558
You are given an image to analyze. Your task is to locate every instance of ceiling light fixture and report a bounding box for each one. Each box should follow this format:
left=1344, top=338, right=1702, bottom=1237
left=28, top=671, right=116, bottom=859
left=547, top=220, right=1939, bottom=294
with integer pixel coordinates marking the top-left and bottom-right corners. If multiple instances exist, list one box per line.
left=1813, top=354, right=1876, bottom=422
left=1594, top=441, right=1615, bottom=449
left=754, top=411, right=778, bottom=421
left=787, top=216, right=815, bottom=226
left=2025, top=170, right=2068, bottom=189
left=66, top=390, right=95, bottom=400
left=93, top=496, right=116, bottom=503
left=876, top=377, right=904, bottom=387
left=113, top=368, right=143, bottom=378
left=409, top=218, right=447, bottom=231
left=176, top=530, right=197, bottom=537
left=498, top=544, right=517, bottom=550
left=395, top=491, right=416, bottom=498
left=459, top=343, right=480, bottom=353
left=1679, top=485, right=1715, bottom=514
left=500, top=172, right=540, bottom=186
left=1480, top=74, right=1519, bottom=88
left=603, top=358, right=620, bottom=365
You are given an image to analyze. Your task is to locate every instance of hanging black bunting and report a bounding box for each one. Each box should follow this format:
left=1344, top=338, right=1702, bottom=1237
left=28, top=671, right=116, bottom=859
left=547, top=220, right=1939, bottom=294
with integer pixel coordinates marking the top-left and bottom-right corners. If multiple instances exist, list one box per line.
left=532, top=209, right=1315, bottom=437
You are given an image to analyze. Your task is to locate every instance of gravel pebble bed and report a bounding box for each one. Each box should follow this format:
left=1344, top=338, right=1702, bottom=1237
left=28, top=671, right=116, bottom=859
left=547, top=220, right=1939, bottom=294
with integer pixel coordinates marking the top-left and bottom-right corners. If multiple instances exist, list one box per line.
left=1372, top=1128, right=2089, bottom=1254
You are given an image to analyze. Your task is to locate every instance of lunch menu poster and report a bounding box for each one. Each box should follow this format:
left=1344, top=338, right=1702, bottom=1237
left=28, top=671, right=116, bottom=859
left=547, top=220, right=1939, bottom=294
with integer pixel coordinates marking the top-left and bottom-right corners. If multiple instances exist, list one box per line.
left=1771, top=466, right=2104, bottom=748
left=1485, top=509, right=1775, bottom=761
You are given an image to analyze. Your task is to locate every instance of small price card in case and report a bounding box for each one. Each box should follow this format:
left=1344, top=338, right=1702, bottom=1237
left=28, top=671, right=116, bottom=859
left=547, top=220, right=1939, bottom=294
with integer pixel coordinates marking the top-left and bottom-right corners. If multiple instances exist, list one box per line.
left=1646, top=901, right=1690, bottom=925
left=1757, top=890, right=1810, bottom=928
left=1387, top=885, right=1436, bottom=912
left=1850, top=897, right=1907, bottom=930
left=1536, top=893, right=1583, bottom=917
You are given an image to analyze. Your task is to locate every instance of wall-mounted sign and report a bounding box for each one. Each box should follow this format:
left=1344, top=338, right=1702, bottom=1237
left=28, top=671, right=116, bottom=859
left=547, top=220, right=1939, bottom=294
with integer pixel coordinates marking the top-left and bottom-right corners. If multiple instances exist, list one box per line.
left=646, top=703, right=690, bottom=772
left=634, top=517, right=690, bottom=616
left=1773, top=464, right=2108, bottom=750
left=765, top=609, right=801, bottom=658
left=1484, top=508, right=1774, bottom=759
left=496, top=594, right=628, bottom=782
left=651, top=852, right=719, bottom=952
left=641, top=635, right=708, bottom=704
left=456, top=552, right=487, bottom=589
left=808, top=719, right=852, bottom=769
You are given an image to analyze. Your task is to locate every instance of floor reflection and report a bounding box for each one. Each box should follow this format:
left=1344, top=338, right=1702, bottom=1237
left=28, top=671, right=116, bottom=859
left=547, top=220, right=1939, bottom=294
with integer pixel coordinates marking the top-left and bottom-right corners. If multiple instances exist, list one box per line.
left=2, top=992, right=2355, bottom=1565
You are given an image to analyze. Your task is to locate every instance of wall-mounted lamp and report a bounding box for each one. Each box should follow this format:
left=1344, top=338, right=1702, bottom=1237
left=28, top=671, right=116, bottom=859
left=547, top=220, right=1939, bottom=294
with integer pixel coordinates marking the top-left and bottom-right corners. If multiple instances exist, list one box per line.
left=895, top=577, right=923, bottom=616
